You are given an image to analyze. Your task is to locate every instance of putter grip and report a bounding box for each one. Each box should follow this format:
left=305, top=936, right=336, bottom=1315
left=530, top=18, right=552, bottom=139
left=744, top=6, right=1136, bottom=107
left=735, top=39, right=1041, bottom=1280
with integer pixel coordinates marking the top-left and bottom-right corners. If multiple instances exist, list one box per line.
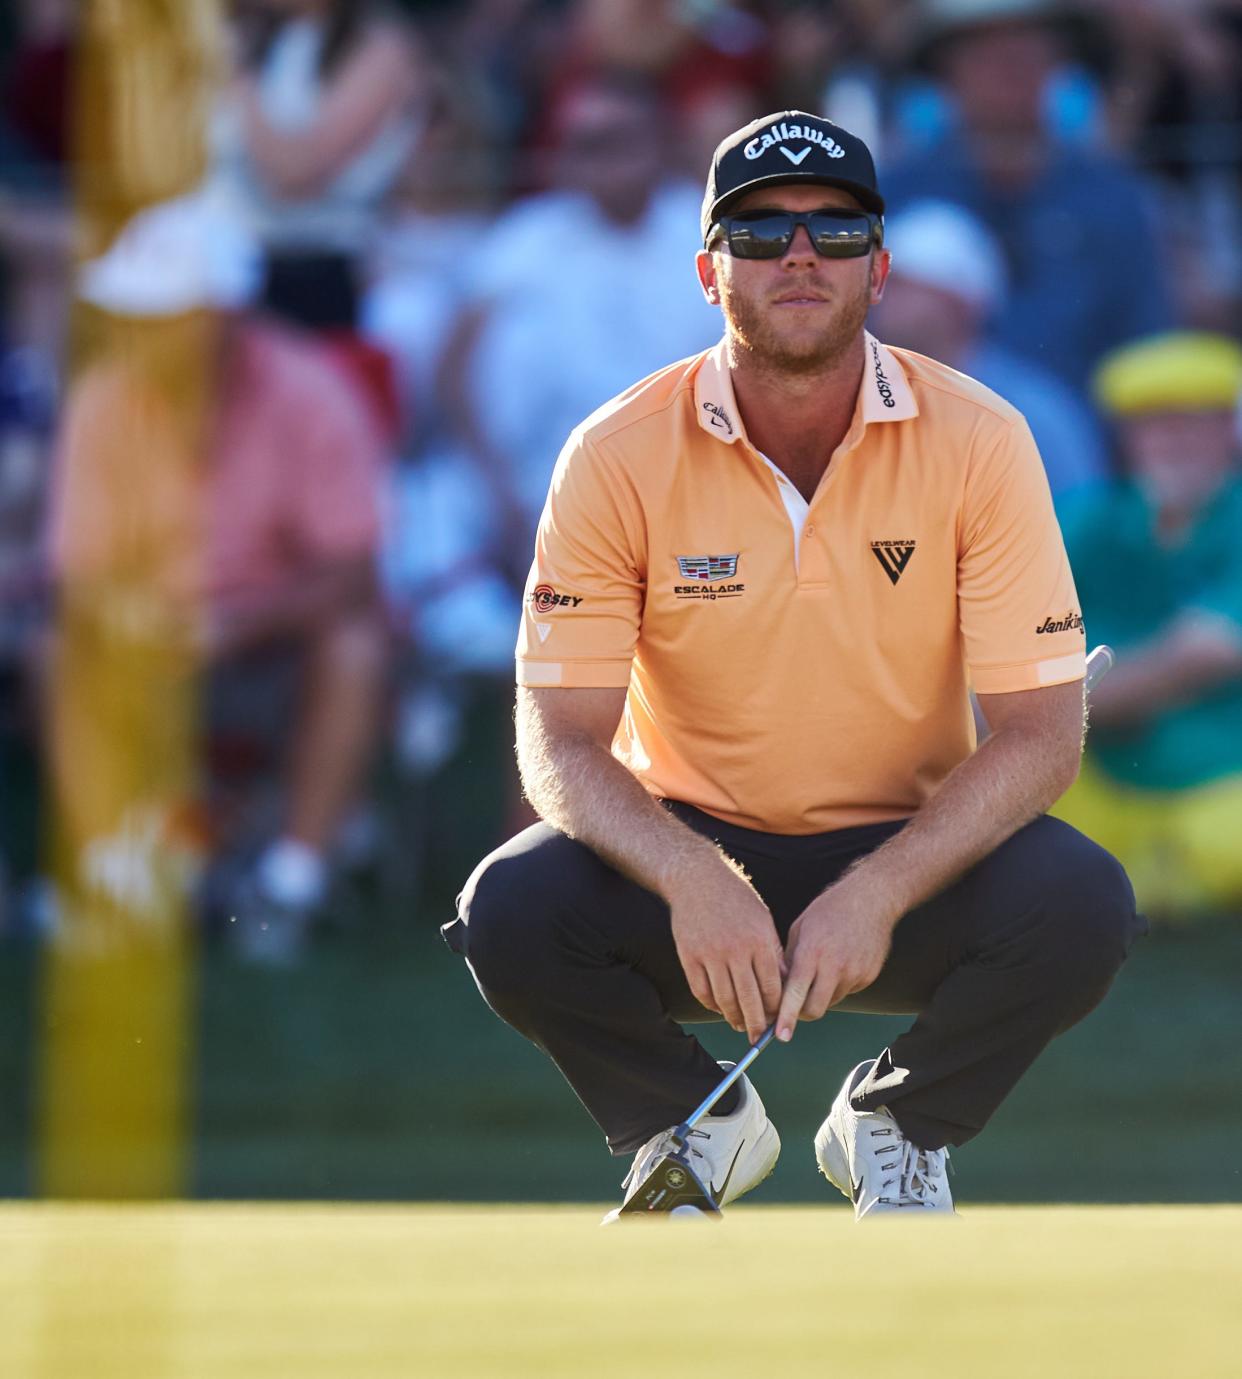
left=1084, top=644, right=1114, bottom=694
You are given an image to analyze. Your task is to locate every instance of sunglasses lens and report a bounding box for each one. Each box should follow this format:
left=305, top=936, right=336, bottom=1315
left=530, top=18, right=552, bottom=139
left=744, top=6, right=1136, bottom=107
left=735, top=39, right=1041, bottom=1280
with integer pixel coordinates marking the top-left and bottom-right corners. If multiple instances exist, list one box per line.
left=720, top=210, right=877, bottom=259
left=726, top=213, right=796, bottom=259
left=809, top=213, right=875, bottom=257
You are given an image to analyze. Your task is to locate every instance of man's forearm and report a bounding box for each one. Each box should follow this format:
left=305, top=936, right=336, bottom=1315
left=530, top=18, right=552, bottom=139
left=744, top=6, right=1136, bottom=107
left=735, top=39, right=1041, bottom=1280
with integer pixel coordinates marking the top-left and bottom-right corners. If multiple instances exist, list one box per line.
left=517, top=720, right=746, bottom=904
left=840, top=716, right=1080, bottom=926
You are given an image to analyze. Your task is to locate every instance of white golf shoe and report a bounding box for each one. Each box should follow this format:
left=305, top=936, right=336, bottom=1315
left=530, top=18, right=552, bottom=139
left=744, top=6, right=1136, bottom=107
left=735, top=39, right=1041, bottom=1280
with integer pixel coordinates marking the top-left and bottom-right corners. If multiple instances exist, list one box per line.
left=602, top=1068, right=780, bottom=1223
left=815, top=1059, right=954, bottom=1218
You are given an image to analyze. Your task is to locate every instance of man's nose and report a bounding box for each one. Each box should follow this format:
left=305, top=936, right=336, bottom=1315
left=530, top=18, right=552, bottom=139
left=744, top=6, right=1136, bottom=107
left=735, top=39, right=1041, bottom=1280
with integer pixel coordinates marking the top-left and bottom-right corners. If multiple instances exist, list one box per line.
left=783, top=224, right=818, bottom=263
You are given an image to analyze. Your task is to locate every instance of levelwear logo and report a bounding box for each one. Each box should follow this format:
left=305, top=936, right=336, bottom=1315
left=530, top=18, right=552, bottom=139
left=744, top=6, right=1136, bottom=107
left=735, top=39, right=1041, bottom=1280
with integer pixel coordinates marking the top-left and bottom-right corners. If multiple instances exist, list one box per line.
left=702, top=401, right=733, bottom=434
left=529, top=583, right=583, bottom=614
left=1036, top=611, right=1084, bottom=634
left=870, top=539, right=916, bottom=585
left=743, top=121, right=846, bottom=163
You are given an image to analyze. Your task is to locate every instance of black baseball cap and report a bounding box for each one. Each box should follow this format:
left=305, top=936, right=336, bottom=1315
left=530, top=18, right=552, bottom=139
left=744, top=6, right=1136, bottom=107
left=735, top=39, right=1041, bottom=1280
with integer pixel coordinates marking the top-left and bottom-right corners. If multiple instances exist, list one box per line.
left=701, top=111, right=884, bottom=246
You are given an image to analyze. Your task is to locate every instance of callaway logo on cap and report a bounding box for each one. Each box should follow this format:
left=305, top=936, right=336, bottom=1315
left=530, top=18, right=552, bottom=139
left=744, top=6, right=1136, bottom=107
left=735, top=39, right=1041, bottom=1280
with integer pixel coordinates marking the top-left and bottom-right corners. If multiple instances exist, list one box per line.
left=701, top=110, right=884, bottom=245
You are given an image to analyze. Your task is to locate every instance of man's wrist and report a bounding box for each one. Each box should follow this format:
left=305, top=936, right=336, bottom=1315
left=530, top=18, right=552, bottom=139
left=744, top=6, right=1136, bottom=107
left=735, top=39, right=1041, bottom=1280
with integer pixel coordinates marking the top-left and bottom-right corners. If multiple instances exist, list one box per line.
left=661, top=843, right=748, bottom=908
left=828, top=859, right=910, bottom=932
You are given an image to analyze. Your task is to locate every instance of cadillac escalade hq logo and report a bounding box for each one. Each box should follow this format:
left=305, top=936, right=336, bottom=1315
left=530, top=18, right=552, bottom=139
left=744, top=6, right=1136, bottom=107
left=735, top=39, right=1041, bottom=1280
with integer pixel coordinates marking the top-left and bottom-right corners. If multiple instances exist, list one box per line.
left=674, top=554, right=744, bottom=601
left=677, top=555, right=739, bottom=580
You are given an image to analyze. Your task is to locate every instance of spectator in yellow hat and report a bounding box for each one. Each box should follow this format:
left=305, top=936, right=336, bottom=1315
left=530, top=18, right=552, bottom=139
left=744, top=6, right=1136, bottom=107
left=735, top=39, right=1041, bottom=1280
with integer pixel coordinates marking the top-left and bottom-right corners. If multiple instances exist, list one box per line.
left=1054, top=331, right=1242, bottom=919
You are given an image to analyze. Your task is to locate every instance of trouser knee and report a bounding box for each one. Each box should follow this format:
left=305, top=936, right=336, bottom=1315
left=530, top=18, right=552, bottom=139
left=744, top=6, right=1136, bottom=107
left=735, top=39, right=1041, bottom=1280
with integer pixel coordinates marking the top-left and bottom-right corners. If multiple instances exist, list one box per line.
left=455, top=826, right=595, bottom=1014
left=1033, top=828, right=1144, bottom=1016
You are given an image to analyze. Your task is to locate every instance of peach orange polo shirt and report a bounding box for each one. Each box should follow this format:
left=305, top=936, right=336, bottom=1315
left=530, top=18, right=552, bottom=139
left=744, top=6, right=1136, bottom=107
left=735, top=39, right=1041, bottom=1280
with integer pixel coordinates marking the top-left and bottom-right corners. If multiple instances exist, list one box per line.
left=516, top=333, right=1086, bottom=834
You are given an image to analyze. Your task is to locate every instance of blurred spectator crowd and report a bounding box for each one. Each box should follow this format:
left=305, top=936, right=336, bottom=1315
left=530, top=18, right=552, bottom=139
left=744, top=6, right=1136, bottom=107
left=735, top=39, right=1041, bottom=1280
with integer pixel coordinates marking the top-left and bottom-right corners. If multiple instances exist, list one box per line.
left=1, top=0, right=1241, bottom=958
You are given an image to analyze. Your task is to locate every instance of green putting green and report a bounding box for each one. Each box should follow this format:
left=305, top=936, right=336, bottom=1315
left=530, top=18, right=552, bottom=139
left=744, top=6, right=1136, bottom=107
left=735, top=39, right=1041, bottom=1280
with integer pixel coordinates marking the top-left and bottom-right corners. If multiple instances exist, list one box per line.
left=3, top=1204, right=1239, bottom=1378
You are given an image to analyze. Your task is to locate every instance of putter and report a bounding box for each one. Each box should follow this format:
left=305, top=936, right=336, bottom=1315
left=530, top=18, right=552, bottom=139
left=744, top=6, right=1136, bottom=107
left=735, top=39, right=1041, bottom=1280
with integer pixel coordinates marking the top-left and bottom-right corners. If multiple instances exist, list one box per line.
left=617, top=1025, right=776, bottom=1217
left=617, top=644, right=1115, bottom=1218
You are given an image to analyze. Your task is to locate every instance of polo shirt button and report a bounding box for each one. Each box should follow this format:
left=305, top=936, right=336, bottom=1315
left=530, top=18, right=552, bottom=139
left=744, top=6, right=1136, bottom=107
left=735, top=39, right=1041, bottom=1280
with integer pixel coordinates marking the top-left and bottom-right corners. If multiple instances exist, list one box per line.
left=804, top=525, right=815, bottom=536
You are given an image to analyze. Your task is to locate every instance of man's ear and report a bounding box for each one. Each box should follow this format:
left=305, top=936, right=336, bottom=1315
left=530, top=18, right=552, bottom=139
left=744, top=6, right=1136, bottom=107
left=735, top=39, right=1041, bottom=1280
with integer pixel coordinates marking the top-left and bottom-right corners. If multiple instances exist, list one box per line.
left=696, top=249, right=721, bottom=306
left=870, top=247, right=892, bottom=305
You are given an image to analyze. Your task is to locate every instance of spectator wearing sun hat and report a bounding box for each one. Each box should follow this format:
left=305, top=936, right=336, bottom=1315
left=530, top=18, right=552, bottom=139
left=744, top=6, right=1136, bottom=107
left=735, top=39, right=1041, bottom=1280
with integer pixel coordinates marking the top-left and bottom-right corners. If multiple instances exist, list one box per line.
left=1054, top=332, right=1242, bottom=919
left=872, top=199, right=1107, bottom=499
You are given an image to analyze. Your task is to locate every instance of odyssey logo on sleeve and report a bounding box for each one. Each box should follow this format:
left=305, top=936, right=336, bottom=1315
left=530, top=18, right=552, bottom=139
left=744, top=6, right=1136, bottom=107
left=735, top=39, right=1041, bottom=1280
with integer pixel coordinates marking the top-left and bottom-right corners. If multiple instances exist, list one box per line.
left=529, top=584, right=584, bottom=614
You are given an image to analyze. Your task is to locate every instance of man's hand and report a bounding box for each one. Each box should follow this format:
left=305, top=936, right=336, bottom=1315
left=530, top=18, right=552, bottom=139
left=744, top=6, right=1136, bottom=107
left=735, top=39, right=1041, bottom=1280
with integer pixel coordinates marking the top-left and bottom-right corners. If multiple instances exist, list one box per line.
left=774, top=873, right=903, bottom=1042
left=667, top=862, right=785, bottom=1045
left=518, top=686, right=785, bottom=1046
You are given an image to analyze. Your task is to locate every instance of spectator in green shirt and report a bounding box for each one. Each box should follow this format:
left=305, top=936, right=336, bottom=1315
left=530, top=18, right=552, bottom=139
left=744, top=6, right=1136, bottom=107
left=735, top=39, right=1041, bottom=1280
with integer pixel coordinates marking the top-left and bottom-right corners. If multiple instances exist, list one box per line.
left=1055, top=332, right=1242, bottom=919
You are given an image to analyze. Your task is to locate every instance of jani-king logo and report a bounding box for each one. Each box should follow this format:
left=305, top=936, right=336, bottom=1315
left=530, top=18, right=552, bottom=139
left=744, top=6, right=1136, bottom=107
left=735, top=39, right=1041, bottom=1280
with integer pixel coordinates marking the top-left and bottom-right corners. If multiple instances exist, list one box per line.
left=1036, top=611, right=1084, bottom=634
left=677, top=554, right=739, bottom=581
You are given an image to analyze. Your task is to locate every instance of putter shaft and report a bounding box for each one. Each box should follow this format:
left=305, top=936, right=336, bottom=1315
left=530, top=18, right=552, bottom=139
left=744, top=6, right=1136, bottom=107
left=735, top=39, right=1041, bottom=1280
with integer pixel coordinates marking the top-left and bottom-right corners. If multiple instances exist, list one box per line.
left=681, top=1025, right=776, bottom=1134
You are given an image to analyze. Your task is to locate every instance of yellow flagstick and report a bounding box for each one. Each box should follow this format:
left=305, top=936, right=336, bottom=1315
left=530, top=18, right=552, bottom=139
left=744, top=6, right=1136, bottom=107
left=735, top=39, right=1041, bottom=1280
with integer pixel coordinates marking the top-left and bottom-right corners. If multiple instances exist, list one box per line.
left=38, top=0, right=224, bottom=1199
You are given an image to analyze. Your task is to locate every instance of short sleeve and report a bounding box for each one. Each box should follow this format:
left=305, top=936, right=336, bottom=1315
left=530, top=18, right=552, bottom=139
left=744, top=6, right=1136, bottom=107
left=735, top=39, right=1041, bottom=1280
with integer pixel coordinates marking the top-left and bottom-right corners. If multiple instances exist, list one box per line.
left=958, top=416, right=1086, bottom=693
left=515, top=433, right=645, bottom=688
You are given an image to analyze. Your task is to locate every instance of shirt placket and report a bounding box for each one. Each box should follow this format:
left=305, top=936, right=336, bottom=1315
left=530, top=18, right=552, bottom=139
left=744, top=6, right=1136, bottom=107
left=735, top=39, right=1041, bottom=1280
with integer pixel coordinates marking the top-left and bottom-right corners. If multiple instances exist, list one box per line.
left=796, top=422, right=868, bottom=590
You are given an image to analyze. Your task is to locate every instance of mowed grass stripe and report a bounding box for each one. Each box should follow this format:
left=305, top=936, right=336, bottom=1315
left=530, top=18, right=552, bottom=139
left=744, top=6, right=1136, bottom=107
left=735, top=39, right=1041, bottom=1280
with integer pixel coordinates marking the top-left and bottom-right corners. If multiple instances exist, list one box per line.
left=2, top=1204, right=1238, bottom=1379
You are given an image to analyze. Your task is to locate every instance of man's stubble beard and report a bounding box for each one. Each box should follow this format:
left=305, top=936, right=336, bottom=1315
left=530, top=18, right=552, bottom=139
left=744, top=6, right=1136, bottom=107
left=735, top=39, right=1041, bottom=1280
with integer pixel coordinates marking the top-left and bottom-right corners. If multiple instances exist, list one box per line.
left=719, top=270, right=873, bottom=378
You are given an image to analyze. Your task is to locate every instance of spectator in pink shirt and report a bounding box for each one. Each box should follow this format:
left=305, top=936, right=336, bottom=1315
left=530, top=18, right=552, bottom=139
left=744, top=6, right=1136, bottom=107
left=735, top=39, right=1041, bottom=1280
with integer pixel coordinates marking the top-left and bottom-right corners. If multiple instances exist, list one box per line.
left=50, top=191, right=388, bottom=961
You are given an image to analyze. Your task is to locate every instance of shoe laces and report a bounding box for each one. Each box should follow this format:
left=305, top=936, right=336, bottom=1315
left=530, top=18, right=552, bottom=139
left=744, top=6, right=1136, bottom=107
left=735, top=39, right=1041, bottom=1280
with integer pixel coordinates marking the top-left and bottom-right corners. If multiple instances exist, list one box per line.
left=622, top=1127, right=709, bottom=1192
left=868, top=1126, right=949, bottom=1207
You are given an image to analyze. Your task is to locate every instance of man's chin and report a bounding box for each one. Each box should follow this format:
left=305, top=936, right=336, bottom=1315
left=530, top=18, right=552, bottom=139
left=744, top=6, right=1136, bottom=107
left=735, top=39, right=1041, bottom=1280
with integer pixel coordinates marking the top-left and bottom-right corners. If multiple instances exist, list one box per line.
left=722, top=285, right=872, bottom=377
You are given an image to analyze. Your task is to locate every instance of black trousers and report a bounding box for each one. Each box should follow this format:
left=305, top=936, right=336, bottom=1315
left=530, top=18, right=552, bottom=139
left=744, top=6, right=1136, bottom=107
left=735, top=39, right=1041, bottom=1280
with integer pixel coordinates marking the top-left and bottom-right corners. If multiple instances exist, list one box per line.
left=447, top=805, right=1144, bottom=1155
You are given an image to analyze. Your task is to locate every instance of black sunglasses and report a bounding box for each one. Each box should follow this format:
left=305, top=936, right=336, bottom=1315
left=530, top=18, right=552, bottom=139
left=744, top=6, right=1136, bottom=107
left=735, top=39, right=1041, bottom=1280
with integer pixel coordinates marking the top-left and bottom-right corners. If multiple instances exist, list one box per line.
left=710, top=209, right=883, bottom=260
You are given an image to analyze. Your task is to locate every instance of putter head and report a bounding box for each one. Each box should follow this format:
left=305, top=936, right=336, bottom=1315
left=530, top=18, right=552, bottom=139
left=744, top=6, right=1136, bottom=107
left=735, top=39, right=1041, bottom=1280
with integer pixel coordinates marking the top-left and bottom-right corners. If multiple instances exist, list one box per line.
left=615, top=1142, right=722, bottom=1218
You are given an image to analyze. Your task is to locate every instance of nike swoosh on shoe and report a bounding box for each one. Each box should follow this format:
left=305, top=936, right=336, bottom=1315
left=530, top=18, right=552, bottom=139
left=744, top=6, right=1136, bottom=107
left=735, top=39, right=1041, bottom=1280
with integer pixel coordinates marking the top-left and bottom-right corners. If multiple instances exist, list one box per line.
left=709, top=1143, right=745, bottom=1203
